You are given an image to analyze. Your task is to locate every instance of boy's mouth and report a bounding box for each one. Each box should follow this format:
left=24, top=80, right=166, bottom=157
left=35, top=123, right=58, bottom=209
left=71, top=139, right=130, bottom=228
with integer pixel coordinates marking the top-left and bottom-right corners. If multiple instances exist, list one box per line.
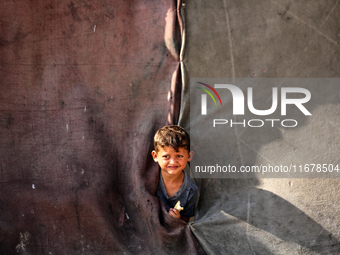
left=168, top=165, right=179, bottom=169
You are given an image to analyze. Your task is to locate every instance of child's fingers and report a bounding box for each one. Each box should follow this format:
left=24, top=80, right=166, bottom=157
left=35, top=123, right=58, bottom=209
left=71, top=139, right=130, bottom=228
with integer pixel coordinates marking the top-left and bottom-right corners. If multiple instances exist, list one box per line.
left=172, top=208, right=179, bottom=215
left=169, top=208, right=180, bottom=218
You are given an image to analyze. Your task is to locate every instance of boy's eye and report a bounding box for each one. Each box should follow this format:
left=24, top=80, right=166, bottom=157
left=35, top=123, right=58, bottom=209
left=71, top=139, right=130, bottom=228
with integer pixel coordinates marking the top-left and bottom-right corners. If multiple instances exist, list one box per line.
left=163, top=155, right=169, bottom=159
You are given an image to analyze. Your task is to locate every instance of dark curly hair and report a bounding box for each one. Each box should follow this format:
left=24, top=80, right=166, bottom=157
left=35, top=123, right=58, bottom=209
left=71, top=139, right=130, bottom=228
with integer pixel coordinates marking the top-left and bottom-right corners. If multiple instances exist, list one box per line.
left=153, top=125, right=190, bottom=152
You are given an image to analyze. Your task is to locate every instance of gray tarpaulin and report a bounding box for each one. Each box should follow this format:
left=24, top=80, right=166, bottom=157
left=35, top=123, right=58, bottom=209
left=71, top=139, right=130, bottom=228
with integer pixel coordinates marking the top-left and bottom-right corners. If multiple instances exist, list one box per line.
left=180, top=0, right=340, bottom=254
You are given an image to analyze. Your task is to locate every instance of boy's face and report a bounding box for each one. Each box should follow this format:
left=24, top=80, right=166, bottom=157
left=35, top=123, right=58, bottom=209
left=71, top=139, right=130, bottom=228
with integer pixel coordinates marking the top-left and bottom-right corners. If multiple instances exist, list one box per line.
left=152, top=146, right=193, bottom=176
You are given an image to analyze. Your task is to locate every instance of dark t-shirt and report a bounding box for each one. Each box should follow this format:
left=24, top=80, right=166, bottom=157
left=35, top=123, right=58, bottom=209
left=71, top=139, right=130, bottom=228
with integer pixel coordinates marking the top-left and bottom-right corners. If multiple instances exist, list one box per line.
left=156, top=171, right=199, bottom=218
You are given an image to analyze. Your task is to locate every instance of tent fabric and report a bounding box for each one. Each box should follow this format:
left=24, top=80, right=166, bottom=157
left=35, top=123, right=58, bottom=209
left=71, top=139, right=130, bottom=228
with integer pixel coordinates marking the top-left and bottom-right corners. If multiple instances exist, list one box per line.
left=0, top=0, right=205, bottom=254
left=2, top=0, right=340, bottom=254
left=181, top=0, right=340, bottom=254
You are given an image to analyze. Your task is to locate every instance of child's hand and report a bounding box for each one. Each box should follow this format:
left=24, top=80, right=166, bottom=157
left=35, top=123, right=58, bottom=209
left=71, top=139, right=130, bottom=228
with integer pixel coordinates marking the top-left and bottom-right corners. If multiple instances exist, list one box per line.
left=169, top=208, right=181, bottom=219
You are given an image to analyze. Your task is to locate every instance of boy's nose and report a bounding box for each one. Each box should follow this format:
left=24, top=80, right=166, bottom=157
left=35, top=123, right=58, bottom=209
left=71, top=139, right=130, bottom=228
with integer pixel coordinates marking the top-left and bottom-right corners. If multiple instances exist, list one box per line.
left=170, top=158, right=177, bottom=163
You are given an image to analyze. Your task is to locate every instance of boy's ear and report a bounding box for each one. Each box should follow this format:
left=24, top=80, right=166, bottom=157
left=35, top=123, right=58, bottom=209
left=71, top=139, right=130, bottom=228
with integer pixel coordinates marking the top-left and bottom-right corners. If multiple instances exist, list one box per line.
left=188, top=151, right=194, bottom=162
left=151, top=150, right=158, bottom=162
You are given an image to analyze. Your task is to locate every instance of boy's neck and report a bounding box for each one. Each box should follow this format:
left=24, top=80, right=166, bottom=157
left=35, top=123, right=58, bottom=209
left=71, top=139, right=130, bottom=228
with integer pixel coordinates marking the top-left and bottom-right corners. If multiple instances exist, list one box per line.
left=161, top=169, right=184, bottom=184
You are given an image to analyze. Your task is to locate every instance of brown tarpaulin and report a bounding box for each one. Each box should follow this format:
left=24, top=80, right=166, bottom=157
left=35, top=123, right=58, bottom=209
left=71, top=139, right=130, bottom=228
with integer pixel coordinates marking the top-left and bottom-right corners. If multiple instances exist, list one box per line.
left=0, top=0, right=205, bottom=254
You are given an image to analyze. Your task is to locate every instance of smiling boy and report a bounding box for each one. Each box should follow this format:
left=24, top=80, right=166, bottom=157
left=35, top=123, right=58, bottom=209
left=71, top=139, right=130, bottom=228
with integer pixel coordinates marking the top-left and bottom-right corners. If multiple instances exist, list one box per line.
left=152, top=125, right=198, bottom=222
